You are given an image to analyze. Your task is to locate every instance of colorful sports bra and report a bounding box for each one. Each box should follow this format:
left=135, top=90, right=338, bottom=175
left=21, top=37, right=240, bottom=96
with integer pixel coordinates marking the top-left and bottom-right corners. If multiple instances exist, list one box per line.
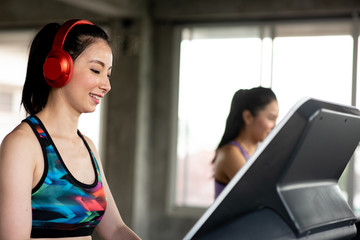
left=24, top=115, right=107, bottom=238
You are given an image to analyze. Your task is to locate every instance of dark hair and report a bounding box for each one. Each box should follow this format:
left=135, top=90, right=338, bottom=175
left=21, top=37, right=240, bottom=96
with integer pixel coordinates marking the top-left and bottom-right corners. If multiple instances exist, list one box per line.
left=212, top=87, right=277, bottom=163
left=21, top=21, right=110, bottom=115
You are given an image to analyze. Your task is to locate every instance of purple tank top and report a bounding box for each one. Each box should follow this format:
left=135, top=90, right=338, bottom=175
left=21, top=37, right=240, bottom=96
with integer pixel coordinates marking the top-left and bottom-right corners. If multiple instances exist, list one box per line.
left=214, top=141, right=249, bottom=199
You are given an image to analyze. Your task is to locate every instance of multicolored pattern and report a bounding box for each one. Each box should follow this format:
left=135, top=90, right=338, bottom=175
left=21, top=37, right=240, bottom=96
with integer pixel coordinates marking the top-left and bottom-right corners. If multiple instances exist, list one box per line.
left=24, top=116, right=107, bottom=238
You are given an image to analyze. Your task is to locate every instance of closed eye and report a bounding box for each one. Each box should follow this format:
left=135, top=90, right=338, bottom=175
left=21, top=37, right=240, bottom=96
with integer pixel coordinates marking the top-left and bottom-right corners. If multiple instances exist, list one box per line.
left=267, top=114, right=277, bottom=121
left=91, top=69, right=100, bottom=74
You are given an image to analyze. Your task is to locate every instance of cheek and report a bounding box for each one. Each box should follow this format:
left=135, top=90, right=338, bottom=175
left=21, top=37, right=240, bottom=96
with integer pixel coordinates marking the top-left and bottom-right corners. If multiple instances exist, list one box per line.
left=258, top=119, right=273, bottom=133
left=265, top=120, right=275, bottom=130
left=85, top=76, right=98, bottom=88
left=72, top=70, right=97, bottom=88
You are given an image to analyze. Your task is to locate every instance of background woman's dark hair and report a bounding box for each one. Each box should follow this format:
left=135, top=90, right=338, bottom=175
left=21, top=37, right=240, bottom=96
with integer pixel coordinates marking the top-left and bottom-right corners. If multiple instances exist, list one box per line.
left=21, top=21, right=110, bottom=115
left=212, top=87, right=277, bottom=163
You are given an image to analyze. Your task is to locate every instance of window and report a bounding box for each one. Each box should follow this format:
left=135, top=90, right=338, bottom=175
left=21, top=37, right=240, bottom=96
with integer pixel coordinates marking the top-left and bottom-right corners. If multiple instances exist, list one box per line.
left=172, top=19, right=359, bottom=215
left=272, top=22, right=353, bottom=119
left=0, top=91, right=13, bottom=112
left=175, top=26, right=266, bottom=208
left=0, top=30, right=32, bottom=142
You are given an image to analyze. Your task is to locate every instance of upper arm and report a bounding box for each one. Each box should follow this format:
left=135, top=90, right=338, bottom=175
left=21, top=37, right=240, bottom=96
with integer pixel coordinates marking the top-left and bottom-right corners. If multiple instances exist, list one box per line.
left=217, top=146, right=247, bottom=181
left=0, top=126, right=35, bottom=239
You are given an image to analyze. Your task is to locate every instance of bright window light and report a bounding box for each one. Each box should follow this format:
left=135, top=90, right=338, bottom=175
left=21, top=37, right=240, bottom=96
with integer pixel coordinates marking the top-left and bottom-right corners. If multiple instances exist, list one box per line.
left=175, top=23, right=355, bottom=212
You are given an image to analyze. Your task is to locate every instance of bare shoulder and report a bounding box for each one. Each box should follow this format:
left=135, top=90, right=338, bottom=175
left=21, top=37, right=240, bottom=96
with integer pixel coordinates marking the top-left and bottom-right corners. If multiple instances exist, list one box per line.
left=81, top=134, right=104, bottom=166
left=215, top=144, right=247, bottom=181
left=0, top=122, right=39, bottom=164
left=1, top=122, right=36, bottom=150
left=82, top=134, right=95, bottom=149
left=81, top=134, right=98, bottom=156
left=216, top=144, right=244, bottom=164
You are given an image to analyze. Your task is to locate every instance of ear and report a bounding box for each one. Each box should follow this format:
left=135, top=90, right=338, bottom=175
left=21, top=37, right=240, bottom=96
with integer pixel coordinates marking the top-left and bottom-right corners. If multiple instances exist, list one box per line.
left=242, top=110, right=254, bottom=125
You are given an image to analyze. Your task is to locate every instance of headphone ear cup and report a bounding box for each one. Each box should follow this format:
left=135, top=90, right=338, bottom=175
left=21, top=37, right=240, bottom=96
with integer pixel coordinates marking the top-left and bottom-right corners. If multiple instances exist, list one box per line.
left=43, top=50, right=73, bottom=88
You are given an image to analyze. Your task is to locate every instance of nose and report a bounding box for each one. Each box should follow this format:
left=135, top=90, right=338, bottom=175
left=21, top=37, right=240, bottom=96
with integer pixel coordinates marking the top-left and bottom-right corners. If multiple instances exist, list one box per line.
left=271, top=120, right=277, bottom=130
left=100, top=75, right=111, bottom=94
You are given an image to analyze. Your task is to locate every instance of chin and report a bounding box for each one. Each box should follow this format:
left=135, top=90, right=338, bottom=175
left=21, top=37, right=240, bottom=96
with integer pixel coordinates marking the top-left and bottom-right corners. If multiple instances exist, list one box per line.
left=259, top=135, right=268, bottom=142
left=83, top=108, right=96, bottom=114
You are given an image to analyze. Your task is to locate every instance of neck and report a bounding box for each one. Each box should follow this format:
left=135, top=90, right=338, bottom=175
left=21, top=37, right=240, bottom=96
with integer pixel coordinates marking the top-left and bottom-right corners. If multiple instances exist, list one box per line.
left=36, top=92, right=81, bottom=138
left=234, top=134, right=258, bottom=156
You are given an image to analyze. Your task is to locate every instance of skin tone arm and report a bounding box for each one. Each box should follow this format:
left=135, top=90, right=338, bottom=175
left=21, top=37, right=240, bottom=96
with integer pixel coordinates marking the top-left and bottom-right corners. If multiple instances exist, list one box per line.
left=0, top=124, right=35, bottom=240
left=214, top=145, right=247, bottom=184
left=84, top=136, right=141, bottom=240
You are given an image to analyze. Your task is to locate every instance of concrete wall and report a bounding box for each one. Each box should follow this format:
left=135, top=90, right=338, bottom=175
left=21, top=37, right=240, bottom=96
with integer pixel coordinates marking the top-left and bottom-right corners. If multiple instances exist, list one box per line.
left=2, top=0, right=360, bottom=239
left=104, top=19, right=141, bottom=228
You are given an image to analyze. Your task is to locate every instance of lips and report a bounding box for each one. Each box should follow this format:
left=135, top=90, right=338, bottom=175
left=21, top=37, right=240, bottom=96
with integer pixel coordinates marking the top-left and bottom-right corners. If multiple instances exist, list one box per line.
left=89, top=93, right=103, bottom=104
left=89, top=93, right=102, bottom=100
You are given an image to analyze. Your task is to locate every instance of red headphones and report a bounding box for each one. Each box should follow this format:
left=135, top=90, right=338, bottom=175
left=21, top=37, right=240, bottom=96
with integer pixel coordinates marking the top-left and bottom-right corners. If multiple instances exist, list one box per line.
left=43, top=19, right=94, bottom=88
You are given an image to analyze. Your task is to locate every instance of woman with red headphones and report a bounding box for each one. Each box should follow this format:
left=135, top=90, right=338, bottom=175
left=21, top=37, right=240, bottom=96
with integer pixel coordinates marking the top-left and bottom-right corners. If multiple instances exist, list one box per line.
left=0, top=19, right=140, bottom=240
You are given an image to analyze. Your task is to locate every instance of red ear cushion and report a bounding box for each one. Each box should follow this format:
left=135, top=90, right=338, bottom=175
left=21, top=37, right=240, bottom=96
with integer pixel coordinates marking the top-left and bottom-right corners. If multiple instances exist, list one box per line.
left=43, top=50, right=73, bottom=88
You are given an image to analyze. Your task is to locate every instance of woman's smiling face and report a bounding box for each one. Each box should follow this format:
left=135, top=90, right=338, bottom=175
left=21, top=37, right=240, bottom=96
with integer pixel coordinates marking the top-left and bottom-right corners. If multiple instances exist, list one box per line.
left=63, top=38, right=112, bottom=114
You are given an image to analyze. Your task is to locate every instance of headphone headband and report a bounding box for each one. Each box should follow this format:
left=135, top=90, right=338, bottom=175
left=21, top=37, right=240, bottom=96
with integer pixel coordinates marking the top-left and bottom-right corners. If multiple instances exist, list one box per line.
left=43, top=19, right=94, bottom=88
left=52, top=19, right=94, bottom=49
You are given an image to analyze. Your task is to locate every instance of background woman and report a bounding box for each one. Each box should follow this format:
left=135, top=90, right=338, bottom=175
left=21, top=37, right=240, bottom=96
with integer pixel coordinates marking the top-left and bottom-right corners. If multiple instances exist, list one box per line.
left=213, top=87, right=279, bottom=199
